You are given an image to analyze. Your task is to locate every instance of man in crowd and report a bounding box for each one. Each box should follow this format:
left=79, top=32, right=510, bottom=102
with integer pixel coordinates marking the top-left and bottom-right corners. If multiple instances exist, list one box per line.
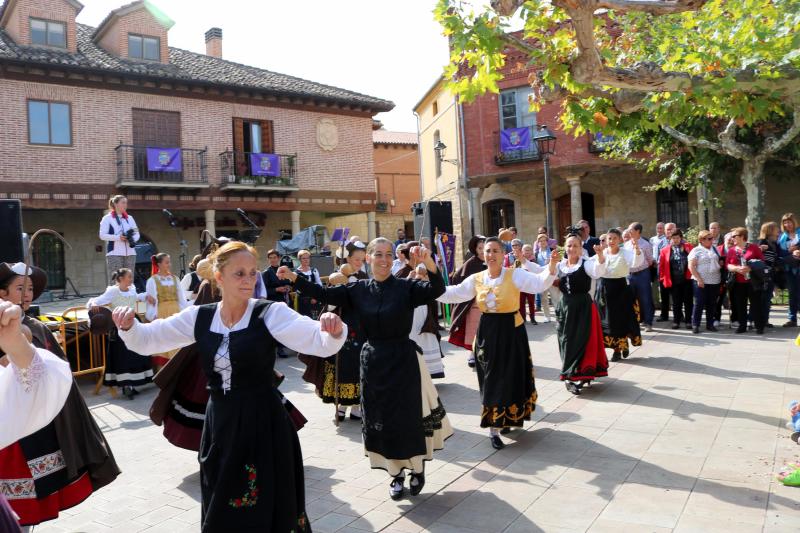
left=394, top=228, right=408, bottom=248
left=626, top=222, right=655, bottom=331
left=709, top=221, right=723, bottom=247
left=656, top=222, right=677, bottom=321
left=650, top=222, right=667, bottom=309
left=579, top=219, right=600, bottom=257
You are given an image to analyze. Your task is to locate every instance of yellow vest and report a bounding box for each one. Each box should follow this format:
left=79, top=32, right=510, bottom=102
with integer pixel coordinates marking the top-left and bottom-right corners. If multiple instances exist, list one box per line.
left=473, top=269, right=524, bottom=327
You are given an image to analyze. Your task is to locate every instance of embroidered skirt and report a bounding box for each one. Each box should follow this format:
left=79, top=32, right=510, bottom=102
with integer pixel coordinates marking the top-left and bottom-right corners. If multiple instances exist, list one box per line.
left=320, top=330, right=362, bottom=406
left=104, top=326, right=154, bottom=387
left=199, top=387, right=310, bottom=533
left=595, top=277, right=642, bottom=354
left=556, top=293, right=609, bottom=383
left=162, top=347, right=208, bottom=451
left=473, top=312, right=537, bottom=428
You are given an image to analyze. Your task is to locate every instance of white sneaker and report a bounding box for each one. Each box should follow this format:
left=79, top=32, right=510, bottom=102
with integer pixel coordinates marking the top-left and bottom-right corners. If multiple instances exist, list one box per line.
left=731, top=321, right=739, bottom=329
left=542, top=317, right=550, bottom=323
left=645, top=325, right=654, bottom=332
left=714, top=320, right=720, bottom=328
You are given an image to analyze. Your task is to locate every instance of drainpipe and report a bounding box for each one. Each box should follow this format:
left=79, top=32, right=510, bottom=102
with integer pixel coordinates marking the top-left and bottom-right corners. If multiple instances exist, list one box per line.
left=458, top=101, right=476, bottom=237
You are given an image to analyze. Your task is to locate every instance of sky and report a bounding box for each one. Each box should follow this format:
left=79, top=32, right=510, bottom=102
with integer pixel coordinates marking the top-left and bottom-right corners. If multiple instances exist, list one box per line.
left=75, top=0, right=451, bottom=132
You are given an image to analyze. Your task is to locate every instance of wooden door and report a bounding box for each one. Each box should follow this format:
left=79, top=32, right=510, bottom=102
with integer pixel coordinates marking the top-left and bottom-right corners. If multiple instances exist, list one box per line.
left=132, top=109, right=181, bottom=180
left=557, top=194, right=571, bottom=240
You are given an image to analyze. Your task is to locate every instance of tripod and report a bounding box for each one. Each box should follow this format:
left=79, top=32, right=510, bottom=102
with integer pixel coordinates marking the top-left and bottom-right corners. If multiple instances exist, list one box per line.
left=163, top=209, right=188, bottom=277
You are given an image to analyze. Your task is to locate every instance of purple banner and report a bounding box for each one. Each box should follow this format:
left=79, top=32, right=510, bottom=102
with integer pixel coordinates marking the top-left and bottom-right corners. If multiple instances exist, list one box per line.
left=331, top=227, right=350, bottom=242
left=499, top=127, right=531, bottom=151
left=435, top=232, right=456, bottom=277
left=146, top=147, right=182, bottom=172
left=250, top=153, right=281, bottom=177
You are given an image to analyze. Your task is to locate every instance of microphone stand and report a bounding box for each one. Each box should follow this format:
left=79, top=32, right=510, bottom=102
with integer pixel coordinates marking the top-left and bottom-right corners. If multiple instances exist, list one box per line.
left=164, top=212, right=188, bottom=278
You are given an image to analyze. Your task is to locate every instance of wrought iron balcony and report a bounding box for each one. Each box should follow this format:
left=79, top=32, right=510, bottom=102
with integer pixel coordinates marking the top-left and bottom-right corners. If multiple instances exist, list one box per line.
left=494, top=127, right=541, bottom=165
left=219, top=151, right=299, bottom=192
left=115, top=144, right=209, bottom=189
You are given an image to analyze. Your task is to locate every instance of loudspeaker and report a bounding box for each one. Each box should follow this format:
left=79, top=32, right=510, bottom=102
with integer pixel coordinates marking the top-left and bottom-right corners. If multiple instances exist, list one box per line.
left=0, top=200, right=24, bottom=264
left=310, top=254, right=335, bottom=277
left=412, top=201, right=453, bottom=241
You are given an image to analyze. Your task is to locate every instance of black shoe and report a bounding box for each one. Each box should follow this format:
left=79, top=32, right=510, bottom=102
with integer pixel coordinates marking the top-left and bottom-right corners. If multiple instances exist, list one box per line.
left=657, top=317, right=670, bottom=322
left=735, top=327, right=747, bottom=334
left=686, top=323, right=693, bottom=330
left=706, top=326, right=718, bottom=332
left=409, top=472, right=425, bottom=496
left=531, top=320, right=538, bottom=325
left=467, top=359, right=476, bottom=368
left=389, top=476, right=405, bottom=500
left=565, top=382, right=581, bottom=395
left=783, top=320, right=798, bottom=328
left=766, top=323, right=774, bottom=328
left=336, top=411, right=345, bottom=422
left=490, top=435, right=505, bottom=450
left=756, top=329, right=764, bottom=335
left=671, top=323, right=680, bottom=330
left=122, top=386, right=135, bottom=399
left=611, top=352, right=621, bottom=362
left=500, top=427, right=511, bottom=435
left=349, top=413, right=362, bottom=421
left=692, top=326, right=700, bottom=334
left=621, top=350, right=630, bottom=359
left=792, top=432, right=800, bottom=444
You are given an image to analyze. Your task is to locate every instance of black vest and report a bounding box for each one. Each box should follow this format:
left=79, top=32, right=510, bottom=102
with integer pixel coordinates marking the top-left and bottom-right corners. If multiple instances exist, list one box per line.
left=194, top=301, right=278, bottom=392
left=558, top=260, right=593, bottom=295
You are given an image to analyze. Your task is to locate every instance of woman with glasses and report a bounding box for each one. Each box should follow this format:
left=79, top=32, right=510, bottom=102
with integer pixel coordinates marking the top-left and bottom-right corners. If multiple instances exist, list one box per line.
left=725, top=227, right=766, bottom=334
left=688, top=231, right=723, bottom=334
left=778, top=213, right=800, bottom=327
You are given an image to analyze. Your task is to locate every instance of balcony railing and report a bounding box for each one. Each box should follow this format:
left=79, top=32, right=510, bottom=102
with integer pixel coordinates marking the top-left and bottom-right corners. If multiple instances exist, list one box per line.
left=219, top=151, right=298, bottom=191
left=494, top=127, right=541, bottom=165
left=588, top=133, right=615, bottom=153
left=115, top=144, right=209, bottom=188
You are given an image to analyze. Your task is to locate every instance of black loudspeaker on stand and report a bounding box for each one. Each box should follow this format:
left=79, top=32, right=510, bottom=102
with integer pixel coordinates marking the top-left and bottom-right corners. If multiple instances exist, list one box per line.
left=0, top=200, right=24, bottom=263
left=412, top=201, right=453, bottom=241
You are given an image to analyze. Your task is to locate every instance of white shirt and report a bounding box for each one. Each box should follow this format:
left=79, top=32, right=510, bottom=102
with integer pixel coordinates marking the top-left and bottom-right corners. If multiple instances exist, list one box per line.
left=688, top=245, right=722, bottom=285
left=1, top=348, right=73, bottom=449
left=437, top=266, right=556, bottom=306
left=557, top=256, right=608, bottom=279
left=99, top=213, right=140, bottom=257
left=87, top=285, right=146, bottom=309
left=119, top=299, right=347, bottom=391
left=145, top=274, right=190, bottom=321
left=624, top=238, right=653, bottom=272
left=603, top=247, right=643, bottom=279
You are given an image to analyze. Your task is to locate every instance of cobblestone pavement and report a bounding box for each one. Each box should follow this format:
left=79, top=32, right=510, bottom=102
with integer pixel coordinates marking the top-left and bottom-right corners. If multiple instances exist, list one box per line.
left=33, top=310, right=800, bottom=532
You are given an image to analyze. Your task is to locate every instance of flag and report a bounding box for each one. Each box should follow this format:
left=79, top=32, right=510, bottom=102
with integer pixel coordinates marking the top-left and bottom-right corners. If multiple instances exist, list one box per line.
left=499, top=127, right=531, bottom=151
left=435, top=232, right=456, bottom=276
left=146, top=147, right=182, bottom=172
left=250, top=153, right=281, bottom=177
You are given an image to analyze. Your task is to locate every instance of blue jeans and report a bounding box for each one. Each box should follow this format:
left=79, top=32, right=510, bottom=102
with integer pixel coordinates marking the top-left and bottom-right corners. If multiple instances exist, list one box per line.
left=628, top=270, right=654, bottom=325
left=788, top=272, right=800, bottom=322
left=692, top=281, right=719, bottom=328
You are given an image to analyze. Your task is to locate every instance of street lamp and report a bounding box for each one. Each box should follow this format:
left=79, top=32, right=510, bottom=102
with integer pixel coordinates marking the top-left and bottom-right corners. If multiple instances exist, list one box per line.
left=535, top=124, right=557, bottom=236
left=434, top=140, right=458, bottom=165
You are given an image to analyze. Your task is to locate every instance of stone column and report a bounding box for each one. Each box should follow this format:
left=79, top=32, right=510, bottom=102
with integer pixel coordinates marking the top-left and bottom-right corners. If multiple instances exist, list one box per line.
left=696, top=185, right=708, bottom=229
left=290, top=210, right=301, bottom=236
left=566, top=176, right=583, bottom=225
left=367, top=211, right=377, bottom=241
left=204, top=209, right=216, bottom=239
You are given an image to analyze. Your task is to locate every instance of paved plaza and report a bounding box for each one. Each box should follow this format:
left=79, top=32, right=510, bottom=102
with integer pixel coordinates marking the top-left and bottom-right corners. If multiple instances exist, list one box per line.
left=33, top=310, right=800, bottom=533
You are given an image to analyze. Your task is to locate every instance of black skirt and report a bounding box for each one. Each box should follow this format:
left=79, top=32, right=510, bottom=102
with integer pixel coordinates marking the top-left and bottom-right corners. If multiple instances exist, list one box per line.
left=104, top=327, right=153, bottom=387
left=199, top=387, right=310, bottom=533
left=473, top=312, right=537, bottom=428
left=361, top=338, right=425, bottom=461
left=595, top=278, right=642, bottom=351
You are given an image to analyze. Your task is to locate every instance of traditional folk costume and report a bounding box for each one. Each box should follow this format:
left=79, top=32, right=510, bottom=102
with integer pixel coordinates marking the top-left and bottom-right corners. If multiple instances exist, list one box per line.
left=292, top=271, right=452, bottom=481
left=0, top=264, right=121, bottom=527
left=556, top=257, right=609, bottom=394
left=447, top=239, right=487, bottom=367
left=294, top=267, right=323, bottom=319
left=594, top=247, right=643, bottom=360
left=120, top=299, right=345, bottom=532
left=1, top=342, right=73, bottom=533
left=438, top=264, right=555, bottom=436
left=87, top=286, right=153, bottom=388
left=396, top=264, right=445, bottom=379
left=146, top=273, right=189, bottom=366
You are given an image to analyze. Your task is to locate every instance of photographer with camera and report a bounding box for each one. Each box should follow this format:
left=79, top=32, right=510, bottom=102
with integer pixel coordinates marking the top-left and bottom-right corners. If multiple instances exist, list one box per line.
left=99, top=195, right=140, bottom=282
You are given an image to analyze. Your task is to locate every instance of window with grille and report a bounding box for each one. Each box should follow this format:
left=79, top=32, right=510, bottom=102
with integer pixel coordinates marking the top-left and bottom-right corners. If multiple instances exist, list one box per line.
left=656, top=188, right=690, bottom=230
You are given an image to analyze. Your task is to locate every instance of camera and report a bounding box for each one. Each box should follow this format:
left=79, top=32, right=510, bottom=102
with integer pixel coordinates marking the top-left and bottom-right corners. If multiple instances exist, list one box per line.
left=124, top=228, right=138, bottom=245
left=565, top=224, right=583, bottom=237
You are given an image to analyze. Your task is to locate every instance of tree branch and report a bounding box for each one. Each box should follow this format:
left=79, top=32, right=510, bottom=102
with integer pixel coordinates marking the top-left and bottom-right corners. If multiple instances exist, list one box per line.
left=661, top=125, right=725, bottom=154
left=595, top=0, right=710, bottom=15
left=490, top=0, right=527, bottom=17
left=762, top=104, right=800, bottom=155
left=717, top=119, right=754, bottom=160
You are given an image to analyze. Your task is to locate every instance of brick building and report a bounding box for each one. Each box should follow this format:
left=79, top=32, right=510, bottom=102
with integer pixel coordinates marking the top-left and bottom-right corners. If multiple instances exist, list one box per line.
left=418, top=35, right=798, bottom=250
left=372, top=127, right=419, bottom=241
left=0, top=0, right=393, bottom=293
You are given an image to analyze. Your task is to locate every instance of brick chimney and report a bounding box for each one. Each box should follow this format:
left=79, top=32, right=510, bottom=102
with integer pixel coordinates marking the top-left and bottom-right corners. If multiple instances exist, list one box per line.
left=205, top=27, right=222, bottom=58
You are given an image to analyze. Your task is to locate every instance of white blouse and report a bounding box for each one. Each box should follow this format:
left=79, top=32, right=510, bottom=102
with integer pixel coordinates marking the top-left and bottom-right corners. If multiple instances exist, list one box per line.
left=437, top=266, right=556, bottom=306
left=603, top=248, right=643, bottom=279
left=688, top=245, right=722, bottom=285
left=145, top=274, right=190, bottom=321
left=87, top=285, right=146, bottom=309
left=557, top=256, right=608, bottom=279
left=119, top=298, right=347, bottom=391
left=1, top=348, right=73, bottom=449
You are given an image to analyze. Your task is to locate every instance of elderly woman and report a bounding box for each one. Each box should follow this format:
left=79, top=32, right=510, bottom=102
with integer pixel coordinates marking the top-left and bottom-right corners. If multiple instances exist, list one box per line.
left=718, top=231, right=737, bottom=327
left=726, top=227, right=765, bottom=334
left=533, top=235, right=561, bottom=323
left=658, top=229, right=694, bottom=330
left=114, top=241, right=346, bottom=532
left=448, top=235, right=487, bottom=367
left=778, top=213, right=800, bottom=327
left=758, top=222, right=780, bottom=328
left=294, top=249, right=323, bottom=320
left=688, top=230, right=723, bottom=334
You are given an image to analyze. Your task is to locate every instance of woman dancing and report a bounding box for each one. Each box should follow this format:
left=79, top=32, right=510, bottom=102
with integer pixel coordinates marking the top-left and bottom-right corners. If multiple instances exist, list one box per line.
left=437, top=237, right=559, bottom=449
left=146, top=253, right=189, bottom=367
left=556, top=234, right=608, bottom=395
left=114, top=241, right=346, bottom=532
left=448, top=235, right=487, bottom=367
left=278, top=240, right=452, bottom=500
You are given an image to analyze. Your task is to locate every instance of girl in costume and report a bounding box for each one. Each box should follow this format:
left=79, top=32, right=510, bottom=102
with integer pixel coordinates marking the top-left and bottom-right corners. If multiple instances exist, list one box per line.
left=146, top=253, right=189, bottom=367
left=437, top=237, right=559, bottom=449
left=115, top=241, right=345, bottom=532
left=279, top=240, right=452, bottom=500
left=556, top=234, right=609, bottom=395
left=409, top=264, right=446, bottom=379
left=594, top=229, right=643, bottom=361
left=88, top=268, right=152, bottom=398
left=0, top=263, right=120, bottom=529
left=447, top=235, right=486, bottom=367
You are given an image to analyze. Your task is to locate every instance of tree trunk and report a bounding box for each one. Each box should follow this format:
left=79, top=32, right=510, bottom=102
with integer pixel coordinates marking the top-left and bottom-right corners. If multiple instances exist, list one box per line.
left=740, top=157, right=766, bottom=241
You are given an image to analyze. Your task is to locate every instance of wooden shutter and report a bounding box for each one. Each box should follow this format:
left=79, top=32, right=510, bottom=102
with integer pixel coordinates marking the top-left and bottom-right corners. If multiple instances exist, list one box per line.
left=260, top=120, right=274, bottom=153
left=232, top=117, right=246, bottom=176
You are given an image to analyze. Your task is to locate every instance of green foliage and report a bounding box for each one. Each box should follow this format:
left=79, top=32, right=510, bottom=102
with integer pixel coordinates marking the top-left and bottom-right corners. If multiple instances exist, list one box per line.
left=683, top=225, right=702, bottom=246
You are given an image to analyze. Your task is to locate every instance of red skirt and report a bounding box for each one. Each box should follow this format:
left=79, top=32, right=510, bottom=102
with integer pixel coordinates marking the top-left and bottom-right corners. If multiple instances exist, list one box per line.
left=0, top=442, right=93, bottom=526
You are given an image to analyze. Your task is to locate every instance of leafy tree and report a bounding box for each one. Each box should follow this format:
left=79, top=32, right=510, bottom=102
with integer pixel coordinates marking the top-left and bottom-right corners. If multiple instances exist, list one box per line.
left=436, top=0, right=800, bottom=237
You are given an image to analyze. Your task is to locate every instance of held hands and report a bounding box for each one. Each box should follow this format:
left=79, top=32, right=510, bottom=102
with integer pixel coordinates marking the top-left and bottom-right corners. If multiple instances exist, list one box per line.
left=410, top=245, right=437, bottom=273
left=548, top=250, right=561, bottom=275
left=146, top=295, right=157, bottom=305
left=0, top=300, right=35, bottom=365
left=318, top=312, right=344, bottom=338
left=112, top=307, right=137, bottom=331
left=276, top=266, right=297, bottom=283
left=593, top=244, right=606, bottom=263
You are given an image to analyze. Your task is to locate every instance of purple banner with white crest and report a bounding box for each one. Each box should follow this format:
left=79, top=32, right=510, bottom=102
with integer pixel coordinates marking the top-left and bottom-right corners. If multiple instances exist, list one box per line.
left=499, top=127, right=531, bottom=151
left=250, top=153, right=281, bottom=177
left=146, top=147, right=182, bottom=172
